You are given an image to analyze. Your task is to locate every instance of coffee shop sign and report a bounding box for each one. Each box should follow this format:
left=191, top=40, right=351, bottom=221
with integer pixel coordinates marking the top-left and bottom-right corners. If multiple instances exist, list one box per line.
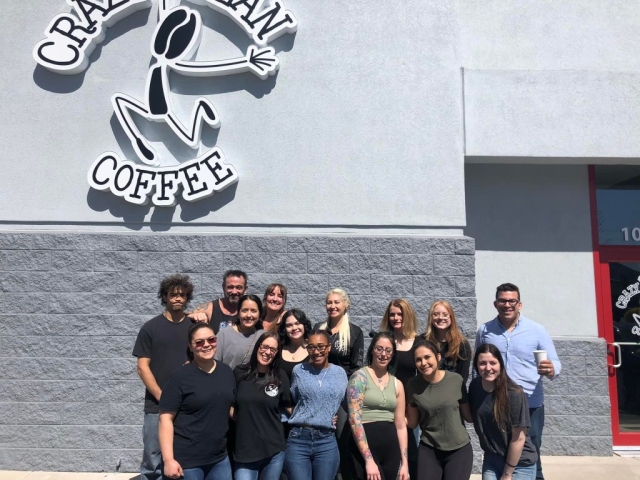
left=33, top=0, right=297, bottom=207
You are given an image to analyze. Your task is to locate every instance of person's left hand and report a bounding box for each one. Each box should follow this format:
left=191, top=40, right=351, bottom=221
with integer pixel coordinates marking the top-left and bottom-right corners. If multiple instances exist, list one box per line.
left=398, top=463, right=410, bottom=480
left=538, top=359, right=554, bottom=377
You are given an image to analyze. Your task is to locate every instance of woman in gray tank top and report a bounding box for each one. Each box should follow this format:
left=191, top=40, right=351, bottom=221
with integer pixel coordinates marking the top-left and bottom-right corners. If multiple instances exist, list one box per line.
left=347, top=332, right=409, bottom=480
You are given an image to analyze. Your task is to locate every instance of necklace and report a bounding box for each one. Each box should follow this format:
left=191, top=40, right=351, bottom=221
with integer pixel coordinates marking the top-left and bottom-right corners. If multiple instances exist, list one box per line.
left=315, top=366, right=329, bottom=387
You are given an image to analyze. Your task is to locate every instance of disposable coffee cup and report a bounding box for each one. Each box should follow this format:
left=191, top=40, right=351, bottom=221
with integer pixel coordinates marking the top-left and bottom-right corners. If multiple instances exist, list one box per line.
left=533, top=350, right=547, bottom=366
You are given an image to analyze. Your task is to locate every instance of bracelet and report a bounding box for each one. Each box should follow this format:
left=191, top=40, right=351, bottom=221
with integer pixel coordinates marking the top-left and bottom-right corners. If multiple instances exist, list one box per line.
left=505, top=461, right=517, bottom=468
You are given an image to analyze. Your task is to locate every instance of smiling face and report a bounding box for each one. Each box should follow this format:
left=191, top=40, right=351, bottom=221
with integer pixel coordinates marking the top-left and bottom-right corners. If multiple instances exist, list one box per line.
left=265, top=286, right=285, bottom=313
left=306, top=333, right=331, bottom=368
left=494, top=291, right=522, bottom=324
left=164, top=287, right=188, bottom=313
left=284, top=314, right=305, bottom=341
left=388, top=305, right=404, bottom=331
left=326, top=293, right=346, bottom=320
left=238, top=299, right=260, bottom=331
left=257, top=336, right=279, bottom=368
left=414, top=345, right=440, bottom=379
left=371, top=337, right=394, bottom=370
left=476, top=352, right=501, bottom=383
left=189, top=327, right=217, bottom=362
left=224, top=275, right=248, bottom=305
left=431, top=303, right=452, bottom=332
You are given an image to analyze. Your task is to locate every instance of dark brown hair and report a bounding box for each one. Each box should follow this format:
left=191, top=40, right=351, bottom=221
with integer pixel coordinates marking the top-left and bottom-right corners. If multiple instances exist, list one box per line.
left=158, top=274, right=194, bottom=306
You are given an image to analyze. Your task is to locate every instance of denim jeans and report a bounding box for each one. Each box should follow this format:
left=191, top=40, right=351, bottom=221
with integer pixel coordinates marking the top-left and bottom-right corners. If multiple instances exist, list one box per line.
left=482, top=453, right=536, bottom=480
left=235, top=450, right=285, bottom=480
left=181, top=456, right=232, bottom=480
left=529, top=405, right=545, bottom=480
left=285, top=426, right=340, bottom=480
left=141, top=413, right=162, bottom=480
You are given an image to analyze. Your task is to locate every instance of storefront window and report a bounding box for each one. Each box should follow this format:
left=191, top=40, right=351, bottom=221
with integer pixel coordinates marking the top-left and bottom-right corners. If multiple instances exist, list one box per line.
left=595, top=166, right=640, bottom=245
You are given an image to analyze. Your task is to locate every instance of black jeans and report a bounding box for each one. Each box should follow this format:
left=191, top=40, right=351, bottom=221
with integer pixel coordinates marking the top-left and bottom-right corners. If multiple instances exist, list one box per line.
left=417, top=442, right=473, bottom=480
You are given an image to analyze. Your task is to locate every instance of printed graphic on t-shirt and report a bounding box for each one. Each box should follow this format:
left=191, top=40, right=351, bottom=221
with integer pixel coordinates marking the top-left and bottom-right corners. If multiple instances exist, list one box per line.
left=219, top=321, right=229, bottom=330
left=265, top=384, right=279, bottom=397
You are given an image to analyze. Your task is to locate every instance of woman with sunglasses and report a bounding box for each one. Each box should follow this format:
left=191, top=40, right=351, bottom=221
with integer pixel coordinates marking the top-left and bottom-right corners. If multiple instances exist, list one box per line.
left=260, top=283, right=288, bottom=332
left=406, top=340, right=473, bottom=480
left=285, top=330, right=348, bottom=480
left=232, top=331, right=293, bottom=480
left=425, top=300, right=472, bottom=382
left=159, top=323, right=236, bottom=480
left=347, top=332, right=409, bottom=480
left=469, top=344, right=538, bottom=480
left=278, top=309, right=311, bottom=382
left=215, top=294, right=265, bottom=369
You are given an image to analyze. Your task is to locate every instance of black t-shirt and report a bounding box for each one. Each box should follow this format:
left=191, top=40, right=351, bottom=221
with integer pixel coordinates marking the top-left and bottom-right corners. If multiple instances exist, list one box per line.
left=159, top=362, right=236, bottom=469
left=468, top=377, right=538, bottom=466
left=210, top=298, right=237, bottom=334
left=280, top=355, right=309, bottom=383
left=132, top=314, right=192, bottom=413
left=313, top=322, right=364, bottom=378
left=233, top=366, right=292, bottom=463
left=395, top=348, right=417, bottom=389
left=438, top=339, right=472, bottom=382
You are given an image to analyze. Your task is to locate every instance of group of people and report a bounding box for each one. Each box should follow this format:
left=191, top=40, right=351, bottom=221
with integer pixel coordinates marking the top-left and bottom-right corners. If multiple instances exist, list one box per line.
left=133, top=269, right=561, bottom=480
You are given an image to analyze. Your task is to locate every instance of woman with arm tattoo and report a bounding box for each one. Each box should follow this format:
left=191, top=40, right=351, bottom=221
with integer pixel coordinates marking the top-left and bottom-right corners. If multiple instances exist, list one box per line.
left=347, top=332, right=409, bottom=480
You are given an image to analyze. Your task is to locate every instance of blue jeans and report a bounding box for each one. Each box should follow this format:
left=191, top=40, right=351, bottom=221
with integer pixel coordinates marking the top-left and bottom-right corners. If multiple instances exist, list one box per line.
left=235, top=451, right=285, bottom=480
left=181, top=457, right=232, bottom=480
left=482, top=453, right=536, bottom=480
left=529, top=405, right=545, bottom=480
left=285, top=426, right=340, bottom=480
left=141, top=413, right=162, bottom=480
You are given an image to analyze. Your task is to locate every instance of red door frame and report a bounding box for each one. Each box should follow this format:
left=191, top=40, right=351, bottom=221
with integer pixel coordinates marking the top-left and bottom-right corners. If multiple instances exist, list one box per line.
left=589, top=165, right=640, bottom=446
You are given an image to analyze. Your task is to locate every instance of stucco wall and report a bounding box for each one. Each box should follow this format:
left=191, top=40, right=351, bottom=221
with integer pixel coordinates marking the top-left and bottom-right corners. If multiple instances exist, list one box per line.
left=465, top=164, right=598, bottom=337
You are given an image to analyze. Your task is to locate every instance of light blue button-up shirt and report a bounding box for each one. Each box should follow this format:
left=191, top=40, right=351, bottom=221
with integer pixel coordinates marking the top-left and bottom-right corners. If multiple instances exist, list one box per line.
left=475, top=314, right=561, bottom=408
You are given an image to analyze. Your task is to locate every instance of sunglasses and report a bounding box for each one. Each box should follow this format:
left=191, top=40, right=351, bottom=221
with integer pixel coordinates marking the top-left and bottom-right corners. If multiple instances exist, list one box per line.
left=193, top=337, right=217, bottom=348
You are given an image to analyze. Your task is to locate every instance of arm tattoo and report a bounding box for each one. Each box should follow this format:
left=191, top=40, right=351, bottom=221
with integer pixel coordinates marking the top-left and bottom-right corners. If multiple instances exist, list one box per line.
left=347, top=370, right=373, bottom=460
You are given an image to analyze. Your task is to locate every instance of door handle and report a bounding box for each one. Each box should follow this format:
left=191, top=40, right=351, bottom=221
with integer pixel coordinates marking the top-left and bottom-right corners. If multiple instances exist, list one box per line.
left=610, top=342, right=640, bottom=368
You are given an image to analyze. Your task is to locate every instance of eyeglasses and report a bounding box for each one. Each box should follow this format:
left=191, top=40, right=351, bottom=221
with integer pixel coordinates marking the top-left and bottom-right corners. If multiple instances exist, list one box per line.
left=496, top=299, right=519, bottom=306
left=306, top=344, right=329, bottom=353
left=432, top=313, right=450, bottom=319
left=373, top=346, right=393, bottom=355
left=193, top=337, right=217, bottom=348
left=259, top=344, right=278, bottom=355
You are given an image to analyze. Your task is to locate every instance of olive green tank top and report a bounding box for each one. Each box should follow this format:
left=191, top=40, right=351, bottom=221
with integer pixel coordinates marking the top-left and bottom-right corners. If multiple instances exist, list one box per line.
left=361, top=367, right=397, bottom=423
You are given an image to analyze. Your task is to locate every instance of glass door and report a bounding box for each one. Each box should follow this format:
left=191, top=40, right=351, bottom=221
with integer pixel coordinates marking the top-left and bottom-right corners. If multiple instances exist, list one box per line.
left=599, top=254, right=640, bottom=446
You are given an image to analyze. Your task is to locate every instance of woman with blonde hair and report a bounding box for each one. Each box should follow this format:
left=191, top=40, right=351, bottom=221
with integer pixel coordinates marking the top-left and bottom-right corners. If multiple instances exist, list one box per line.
left=425, top=300, right=472, bottom=381
left=314, top=288, right=364, bottom=480
left=260, top=283, right=288, bottom=332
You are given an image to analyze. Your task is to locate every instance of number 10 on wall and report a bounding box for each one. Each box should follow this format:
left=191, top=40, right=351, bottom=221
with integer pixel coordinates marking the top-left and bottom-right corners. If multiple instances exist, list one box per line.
left=621, top=227, right=640, bottom=241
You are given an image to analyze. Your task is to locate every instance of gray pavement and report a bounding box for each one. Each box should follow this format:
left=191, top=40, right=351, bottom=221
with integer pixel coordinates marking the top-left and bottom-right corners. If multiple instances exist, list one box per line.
left=1, top=456, right=640, bottom=480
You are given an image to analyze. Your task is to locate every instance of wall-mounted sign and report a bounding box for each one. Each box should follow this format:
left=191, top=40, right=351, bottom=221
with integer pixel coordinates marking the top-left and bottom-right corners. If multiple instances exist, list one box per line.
left=33, top=0, right=297, bottom=207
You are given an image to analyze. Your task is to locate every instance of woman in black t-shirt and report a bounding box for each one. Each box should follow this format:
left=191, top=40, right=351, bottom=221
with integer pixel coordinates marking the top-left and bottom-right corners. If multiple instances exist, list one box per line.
left=279, top=309, right=311, bottom=381
left=233, top=331, right=292, bottom=480
left=469, top=344, right=538, bottom=480
left=159, top=323, right=236, bottom=480
left=425, top=300, right=472, bottom=382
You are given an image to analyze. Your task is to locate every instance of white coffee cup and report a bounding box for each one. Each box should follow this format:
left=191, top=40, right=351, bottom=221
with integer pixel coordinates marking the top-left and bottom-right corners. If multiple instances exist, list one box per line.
left=533, top=350, right=547, bottom=366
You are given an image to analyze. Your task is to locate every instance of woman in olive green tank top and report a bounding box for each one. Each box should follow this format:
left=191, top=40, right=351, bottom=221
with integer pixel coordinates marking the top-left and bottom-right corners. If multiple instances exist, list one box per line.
left=347, top=332, right=409, bottom=480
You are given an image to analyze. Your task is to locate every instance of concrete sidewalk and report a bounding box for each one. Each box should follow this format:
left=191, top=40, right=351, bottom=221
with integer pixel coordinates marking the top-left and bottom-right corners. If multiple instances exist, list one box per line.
left=1, top=456, right=639, bottom=479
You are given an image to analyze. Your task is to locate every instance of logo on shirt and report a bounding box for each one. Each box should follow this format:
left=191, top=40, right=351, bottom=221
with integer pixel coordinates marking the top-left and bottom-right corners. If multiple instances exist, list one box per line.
left=219, top=321, right=229, bottom=330
left=264, top=384, right=279, bottom=397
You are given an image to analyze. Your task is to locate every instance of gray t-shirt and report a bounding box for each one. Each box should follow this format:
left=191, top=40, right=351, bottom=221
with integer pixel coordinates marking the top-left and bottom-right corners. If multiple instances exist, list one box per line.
left=214, top=327, right=264, bottom=369
left=468, top=377, right=538, bottom=466
left=406, top=370, right=470, bottom=451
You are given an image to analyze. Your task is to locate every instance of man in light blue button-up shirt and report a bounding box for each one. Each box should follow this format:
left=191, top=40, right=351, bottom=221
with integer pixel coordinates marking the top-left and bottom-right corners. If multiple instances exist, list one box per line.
left=476, top=283, right=561, bottom=480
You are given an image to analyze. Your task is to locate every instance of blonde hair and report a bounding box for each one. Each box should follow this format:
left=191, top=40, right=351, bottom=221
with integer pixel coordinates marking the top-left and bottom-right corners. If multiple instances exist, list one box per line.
left=379, top=298, right=418, bottom=339
left=319, top=288, right=351, bottom=355
left=425, top=300, right=468, bottom=361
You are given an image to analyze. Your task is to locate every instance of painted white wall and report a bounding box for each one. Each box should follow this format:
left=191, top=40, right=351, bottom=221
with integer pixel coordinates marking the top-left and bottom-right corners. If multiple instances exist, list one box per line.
left=0, top=0, right=465, bottom=227
left=465, top=164, right=599, bottom=337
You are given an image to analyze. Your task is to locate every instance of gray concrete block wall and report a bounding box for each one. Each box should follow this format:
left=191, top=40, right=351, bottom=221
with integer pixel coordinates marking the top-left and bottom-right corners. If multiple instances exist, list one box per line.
left=0, top=232, right=476, bottom=472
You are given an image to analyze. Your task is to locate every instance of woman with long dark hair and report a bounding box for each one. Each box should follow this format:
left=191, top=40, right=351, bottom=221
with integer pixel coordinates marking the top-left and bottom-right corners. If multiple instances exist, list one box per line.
left=469, top=344, right=538, bottom=480
left=233, top=331, right=292, bottom=480
left=215, top=294, right=264, bottom=369
left=278, top=309, right=311, bottom=381
left=260, top=283, right=288, bottom=332
left=425, top=300, right=472, bottom=381
left=347, top=331, right=409, bottom=480
left=159, top=323, right=235, bottom=480
left=406, top=339, right=473, bottom=480
left=285, top=330, right=348, bottom=480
